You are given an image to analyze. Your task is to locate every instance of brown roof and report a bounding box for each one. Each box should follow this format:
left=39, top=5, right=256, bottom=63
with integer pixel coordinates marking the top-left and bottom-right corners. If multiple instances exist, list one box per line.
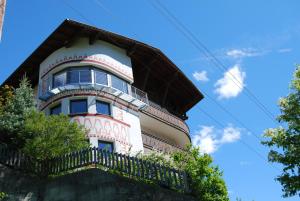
left=1, top=19, right=203, bottom=117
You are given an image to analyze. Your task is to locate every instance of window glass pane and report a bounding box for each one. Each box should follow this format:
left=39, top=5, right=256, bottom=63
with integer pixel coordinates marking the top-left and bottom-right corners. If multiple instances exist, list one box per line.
left=95, top=70, right=108, bottom=85
left=98, top=140, right=114, bottom=152
left=79, top=70, right=91, bottom=83
left=53, top=73, right=66, bottom=88
left=70, top=100, right=87, bottom=114
left=96, top=101, right=110, bottom=115
left=67, top=70, right=79, bottom=84
left=50, top=104, right=61, bottom=115
left=111, top=75, right=128, bottom=93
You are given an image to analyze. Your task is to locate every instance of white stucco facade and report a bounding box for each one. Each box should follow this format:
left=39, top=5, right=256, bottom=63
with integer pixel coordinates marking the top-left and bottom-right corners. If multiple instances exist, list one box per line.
left=38, top=37, right=144, bottom=155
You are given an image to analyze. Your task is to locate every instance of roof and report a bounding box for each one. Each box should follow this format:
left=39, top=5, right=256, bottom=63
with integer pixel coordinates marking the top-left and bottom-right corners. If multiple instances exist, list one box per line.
left=2, top=19, right=203, bottom=117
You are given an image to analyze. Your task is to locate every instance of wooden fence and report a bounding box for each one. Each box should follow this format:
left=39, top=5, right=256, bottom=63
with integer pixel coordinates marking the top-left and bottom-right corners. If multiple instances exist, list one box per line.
left=0, top=145, right=190, bottom=193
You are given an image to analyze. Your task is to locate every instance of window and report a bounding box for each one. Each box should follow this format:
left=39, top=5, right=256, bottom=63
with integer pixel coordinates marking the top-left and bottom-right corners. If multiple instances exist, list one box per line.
left=70, top=99, right=87, bottom=114
left=96, top=100, right=110, bottom=115
left=94, top=70, right=108, bottom=85
left=66, top=68, right=91, bottom=84
left=98, top=140, right=114, bottom=152
left=53, top=72, right=66, bottom=88
left=50, top=104, right=61, bottom=115
left=111, top=75, right=128, bottom=93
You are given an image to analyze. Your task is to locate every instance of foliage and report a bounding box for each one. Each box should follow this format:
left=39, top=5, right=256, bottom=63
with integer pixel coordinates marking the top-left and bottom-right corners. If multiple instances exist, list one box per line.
left=0, top=77, right=89, bottom=162
left=22, top=110, right=89, bottom=160
left=0, top=78, right=35, bottom=146
left=262, top=67, right=300, bottom=197
left=0, top=85, right=14, bottom=112
left=141, top=146, right=229, bottom=201
left=0, top=192, right=7, bottom=200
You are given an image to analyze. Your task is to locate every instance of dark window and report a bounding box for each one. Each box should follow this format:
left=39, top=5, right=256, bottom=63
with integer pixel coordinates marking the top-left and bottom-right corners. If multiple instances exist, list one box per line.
left=70, top=99, right=87, bottom=114
left=50, top=104, right=61, bottom=115
left=79, top=70, right=91, bottom=83
left=67, top=70, right=79, bottom=84
left=111, top=75, right=128, bottom=93
left=95, top=70, right=108, bottom=85
left=53, top=72, right=66, bottom=88
left=66, top=69, right=91, bottom=84
left=98, top=140, right=114, bottom=152
left=96, top=101, right=110, bottom=115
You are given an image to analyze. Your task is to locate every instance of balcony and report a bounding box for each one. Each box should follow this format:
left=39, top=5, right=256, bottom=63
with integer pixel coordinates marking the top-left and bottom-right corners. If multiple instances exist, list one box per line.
left=38, top=83, right=149, bottom=109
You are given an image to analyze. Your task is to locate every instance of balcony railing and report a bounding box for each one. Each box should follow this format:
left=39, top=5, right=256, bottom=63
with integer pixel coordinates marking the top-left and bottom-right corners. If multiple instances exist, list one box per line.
left=38, top=83, right=149, bottom=109
left=142, top=100, right=190, bottom=134
left=142, top=131, right=184, bottom=153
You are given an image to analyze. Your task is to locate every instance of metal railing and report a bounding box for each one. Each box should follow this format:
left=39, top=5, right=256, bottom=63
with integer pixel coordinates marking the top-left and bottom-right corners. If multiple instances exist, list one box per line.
left=38, top=83, right=149, bottom=109
left=130, top=85, right=149, bottom=105
left=0, top=145, right=189, bottom=193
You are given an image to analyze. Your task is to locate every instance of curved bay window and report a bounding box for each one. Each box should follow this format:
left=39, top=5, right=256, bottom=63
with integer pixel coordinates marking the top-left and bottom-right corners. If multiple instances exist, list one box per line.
left=94, top=69, right=108, bottom=85
left=52, top=66, right=128, bottom=93
left=66, top=68, right=92, bottom=84
left=111, top=75, right=128, bottom=93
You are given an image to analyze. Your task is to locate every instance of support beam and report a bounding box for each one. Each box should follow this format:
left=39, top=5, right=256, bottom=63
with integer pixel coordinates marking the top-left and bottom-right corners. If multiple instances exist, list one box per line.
left=89, top=32, right=100, bottom=45
left=64, top=28, right=84, bottom=48
left=161, top=72, right=179, bottom=107
left=127, top=44, right=137, bottom=56
left=142, top=68, right=151, bottom=91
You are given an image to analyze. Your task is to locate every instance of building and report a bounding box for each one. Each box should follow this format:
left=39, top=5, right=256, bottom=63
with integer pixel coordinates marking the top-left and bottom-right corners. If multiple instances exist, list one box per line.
left=2, top=19, right=203, bottom=155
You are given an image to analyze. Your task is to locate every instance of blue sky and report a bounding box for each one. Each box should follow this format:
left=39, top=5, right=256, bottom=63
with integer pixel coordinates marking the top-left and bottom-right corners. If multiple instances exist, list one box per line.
left=0, top=1, right=299, bottom=200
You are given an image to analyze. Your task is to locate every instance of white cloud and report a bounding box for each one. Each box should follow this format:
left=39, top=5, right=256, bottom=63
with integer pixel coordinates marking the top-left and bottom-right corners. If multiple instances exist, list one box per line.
left=220, top=125, right=241, bottom=143
left=192, top=126, right=217, bottom=154
left=277, top=48, right=292, bottom=53
left=214, top=65, right=246, bottom=99
left=192, top=125, right=242, bottom=154
left=193, top=71, right=209, bottom=82
left=226, top=48, right=266, bottom=59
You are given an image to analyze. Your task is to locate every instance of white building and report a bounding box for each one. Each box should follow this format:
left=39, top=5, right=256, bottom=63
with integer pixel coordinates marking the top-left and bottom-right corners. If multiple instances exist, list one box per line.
left=3, top=19, right=203, bottom=155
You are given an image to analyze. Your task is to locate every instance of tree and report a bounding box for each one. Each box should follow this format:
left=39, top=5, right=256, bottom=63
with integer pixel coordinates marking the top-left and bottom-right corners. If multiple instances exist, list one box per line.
left=172, top=146, right=229, bottom=201
left=0, top=78, right=35, bottom=146
left=0, top=77, right=89, bottom=161
left=22, top=110, right=89, bottom=160
left=142, top=146, right=229, bottom=201
left=0, top=84, right=14, bottom=112
left=262, top=67, right=300, bottom=197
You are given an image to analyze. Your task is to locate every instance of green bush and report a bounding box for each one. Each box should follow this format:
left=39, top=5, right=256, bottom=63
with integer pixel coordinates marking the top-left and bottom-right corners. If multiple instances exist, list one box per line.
left=22, top=110, right=89, bottom=160
left=141, top=146, right=229, bottom=201
left=0, top=77, right=89, bottom=161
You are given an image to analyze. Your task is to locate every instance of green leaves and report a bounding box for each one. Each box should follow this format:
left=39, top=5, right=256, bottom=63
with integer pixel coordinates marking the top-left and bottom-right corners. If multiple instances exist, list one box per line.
left=0, top=77, right=89, bottom=161
left=141, top=146, right=229, bottom=201
left=22, top=110, right=89, bottom=160
left=262, top=66, right=300, bottom=197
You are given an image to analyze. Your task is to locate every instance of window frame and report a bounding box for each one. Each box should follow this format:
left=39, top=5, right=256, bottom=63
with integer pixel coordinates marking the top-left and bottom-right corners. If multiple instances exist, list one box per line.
left=66, top=67, right=92, bottom=85
left=98, top=140, right=114, bottom=152
left=95, top=100, right=111, bottom=116
left=94, top=69, right=108, bottom=86
left=69, top=99, right=88, bottom=114
left=111, top=74, right=129, bottom=94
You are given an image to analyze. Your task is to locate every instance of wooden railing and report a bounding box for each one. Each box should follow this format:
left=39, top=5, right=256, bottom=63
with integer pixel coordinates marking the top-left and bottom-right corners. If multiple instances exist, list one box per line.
left=0, top=145, right=190, bottom=193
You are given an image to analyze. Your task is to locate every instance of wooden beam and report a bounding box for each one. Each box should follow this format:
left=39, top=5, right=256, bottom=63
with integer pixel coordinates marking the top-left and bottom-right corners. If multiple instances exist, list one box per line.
left=127, top=44, right=137, bottom=56
left=89, top=32, right=100, bottom=45
left=64, top=28, right=84, bottom=48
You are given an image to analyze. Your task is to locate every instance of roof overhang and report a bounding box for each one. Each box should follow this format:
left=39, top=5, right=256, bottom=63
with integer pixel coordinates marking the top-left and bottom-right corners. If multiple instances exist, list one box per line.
left=1, top=19, right=204, bottom=116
